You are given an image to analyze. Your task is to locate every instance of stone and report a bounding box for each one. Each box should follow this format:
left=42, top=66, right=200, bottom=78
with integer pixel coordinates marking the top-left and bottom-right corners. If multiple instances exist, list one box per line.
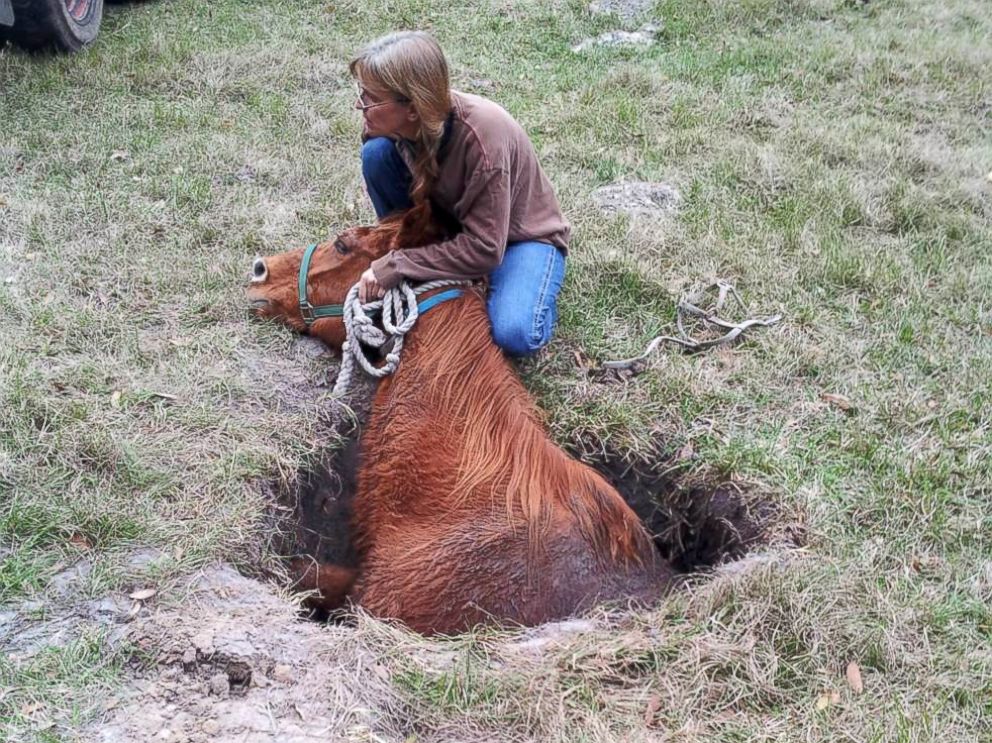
left=572, top=23, right=661, bottom=53
left=591, top=181, right=682, bottom=217
left=272, top=664, right=294, bottom=684
left=192, top=631, right=214, bottom=654
left=181, top=647, right=197, bottom=671
left=207, top=673, right=228, bottom=697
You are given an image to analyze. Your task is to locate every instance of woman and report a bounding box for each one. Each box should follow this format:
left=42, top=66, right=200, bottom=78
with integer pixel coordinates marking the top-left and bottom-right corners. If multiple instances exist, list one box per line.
left=350, top=31, right=569, bottom=357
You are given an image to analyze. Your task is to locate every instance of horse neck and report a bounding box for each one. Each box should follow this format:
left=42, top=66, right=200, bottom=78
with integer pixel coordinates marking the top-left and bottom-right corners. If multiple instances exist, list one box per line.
left=382, top=291, right=542, bottom=434
left=368, top=292, right=653, bottom=564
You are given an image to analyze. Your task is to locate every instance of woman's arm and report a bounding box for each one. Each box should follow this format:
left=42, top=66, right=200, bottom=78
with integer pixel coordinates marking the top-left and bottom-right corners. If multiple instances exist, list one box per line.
left=370, top=167, right=511, bottom=288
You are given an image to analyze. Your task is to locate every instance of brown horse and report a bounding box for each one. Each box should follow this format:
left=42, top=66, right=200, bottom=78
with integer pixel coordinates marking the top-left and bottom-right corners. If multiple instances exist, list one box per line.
left=247, top=206, right=677, bottom=634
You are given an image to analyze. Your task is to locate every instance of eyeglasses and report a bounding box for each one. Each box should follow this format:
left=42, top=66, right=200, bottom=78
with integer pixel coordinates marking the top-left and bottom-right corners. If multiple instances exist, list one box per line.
left=355, top=84, right=410, bottom=112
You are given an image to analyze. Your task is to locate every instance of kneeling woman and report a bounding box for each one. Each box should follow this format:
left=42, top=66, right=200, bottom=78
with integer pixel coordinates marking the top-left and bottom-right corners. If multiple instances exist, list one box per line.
left=350, top=31, right=569, bottom=357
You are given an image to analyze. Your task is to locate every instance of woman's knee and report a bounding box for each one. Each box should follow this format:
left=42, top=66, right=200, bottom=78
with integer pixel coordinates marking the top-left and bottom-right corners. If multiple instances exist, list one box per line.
left=490, top=310, right=553, bottom=357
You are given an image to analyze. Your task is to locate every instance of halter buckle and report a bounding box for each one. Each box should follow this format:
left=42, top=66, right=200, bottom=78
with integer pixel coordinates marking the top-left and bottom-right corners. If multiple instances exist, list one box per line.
left=299, top=300, right=316, bottom=325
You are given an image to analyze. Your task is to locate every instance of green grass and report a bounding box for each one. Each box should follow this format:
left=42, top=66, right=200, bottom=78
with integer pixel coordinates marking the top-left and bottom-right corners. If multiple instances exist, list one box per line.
left=2, top=0, right=992, bottom=740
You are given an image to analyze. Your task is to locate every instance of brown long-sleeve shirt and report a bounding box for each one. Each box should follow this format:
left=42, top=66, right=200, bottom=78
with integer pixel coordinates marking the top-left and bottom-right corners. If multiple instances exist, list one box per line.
left=370, top=91, right=570, bottom=288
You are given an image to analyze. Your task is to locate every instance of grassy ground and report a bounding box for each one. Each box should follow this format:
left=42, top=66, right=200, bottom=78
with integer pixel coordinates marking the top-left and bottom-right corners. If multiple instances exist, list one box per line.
left=1, top=0, right=990, bottom=740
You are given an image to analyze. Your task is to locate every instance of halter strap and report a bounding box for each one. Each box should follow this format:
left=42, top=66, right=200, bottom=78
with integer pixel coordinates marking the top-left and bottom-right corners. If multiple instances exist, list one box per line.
left=298, top=242, right=463, bottom=326
left=298, top=243, right=343, bottom=325
left=416, top=288, right=463, bottom=315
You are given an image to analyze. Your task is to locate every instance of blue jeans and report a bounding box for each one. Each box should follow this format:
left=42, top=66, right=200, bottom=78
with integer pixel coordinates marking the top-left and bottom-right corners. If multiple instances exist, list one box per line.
left=361, top=137, right=566, bottom=356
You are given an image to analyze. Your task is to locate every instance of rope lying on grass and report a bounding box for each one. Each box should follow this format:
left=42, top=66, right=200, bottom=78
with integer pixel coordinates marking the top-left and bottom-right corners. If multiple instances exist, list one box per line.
left=332, top=278, right=472, bottom=398
left=602, top=280, right=782, bottom=371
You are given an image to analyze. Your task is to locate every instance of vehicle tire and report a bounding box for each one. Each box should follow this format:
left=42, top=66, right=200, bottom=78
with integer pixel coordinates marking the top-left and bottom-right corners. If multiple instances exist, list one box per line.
left=1, top=0, right=104, bottom=53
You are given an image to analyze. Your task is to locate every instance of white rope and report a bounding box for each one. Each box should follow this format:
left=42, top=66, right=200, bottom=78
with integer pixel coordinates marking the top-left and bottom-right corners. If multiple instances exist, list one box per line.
left=332, top=278, right=472, bottom=398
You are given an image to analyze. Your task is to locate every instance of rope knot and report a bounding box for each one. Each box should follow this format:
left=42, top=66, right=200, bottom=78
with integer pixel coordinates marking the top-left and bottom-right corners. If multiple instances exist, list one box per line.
left=330, top=278, right=472, bottom=399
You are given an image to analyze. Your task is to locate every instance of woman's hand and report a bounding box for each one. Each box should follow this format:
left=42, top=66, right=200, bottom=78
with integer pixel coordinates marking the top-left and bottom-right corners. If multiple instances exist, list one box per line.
left=358, top=267, right=386, bottom=303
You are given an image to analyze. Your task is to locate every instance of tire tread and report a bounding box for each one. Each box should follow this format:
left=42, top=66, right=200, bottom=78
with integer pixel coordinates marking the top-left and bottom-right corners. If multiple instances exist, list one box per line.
left=1, top=0, right=102, bottom=52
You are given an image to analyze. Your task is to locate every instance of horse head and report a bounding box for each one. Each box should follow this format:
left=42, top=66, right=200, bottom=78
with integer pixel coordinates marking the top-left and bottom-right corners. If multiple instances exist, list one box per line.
left=247, top=204, right=444, bottom=349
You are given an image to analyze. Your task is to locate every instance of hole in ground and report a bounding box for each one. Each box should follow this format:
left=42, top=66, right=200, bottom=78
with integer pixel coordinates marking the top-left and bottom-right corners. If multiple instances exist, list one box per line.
left=265, top=436, right=361, bottom=623
left=266, top=431, right=780, bottom=619
left=566, top=436, right=778, bottom=572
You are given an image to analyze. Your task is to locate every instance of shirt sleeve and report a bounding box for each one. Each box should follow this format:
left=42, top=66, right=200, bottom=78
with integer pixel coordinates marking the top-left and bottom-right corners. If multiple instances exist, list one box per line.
left=370, top=167, right=511, bottom=289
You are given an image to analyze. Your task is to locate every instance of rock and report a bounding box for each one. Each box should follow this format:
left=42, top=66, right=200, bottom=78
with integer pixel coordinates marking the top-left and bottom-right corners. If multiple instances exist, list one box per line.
left=181, top=647, right=197, bottom=671
left=591, top=181, right=682, bottom=217
left=207, top=673, right=228, bottom=697
left=202, top=720, right=220, bottom=735
left=272, top=663, right=294, bottom=684
left=572, top=23, right=661, bottom=53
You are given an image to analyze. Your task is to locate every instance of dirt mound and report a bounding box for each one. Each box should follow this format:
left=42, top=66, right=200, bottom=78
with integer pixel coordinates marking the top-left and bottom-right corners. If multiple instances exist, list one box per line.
left=81, top=565, right=403, bottom=743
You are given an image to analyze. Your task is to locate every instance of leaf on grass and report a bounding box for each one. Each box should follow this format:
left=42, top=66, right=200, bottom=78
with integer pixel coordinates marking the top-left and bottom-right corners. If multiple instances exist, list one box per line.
left=815, top=691, right=840, bottom=710
left=644, top=694, right=662, bottom=726
left=129, top=588, right=157, bottom=601
left=846, top=662, right=864, bottom=694
left=110, top=390, right=122, bottom=409
left=820, top=392, right=853, bottom=411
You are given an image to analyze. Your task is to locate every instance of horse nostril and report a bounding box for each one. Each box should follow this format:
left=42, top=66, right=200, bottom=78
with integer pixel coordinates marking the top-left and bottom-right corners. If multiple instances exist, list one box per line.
left=251, top=257, right=267, bottom=283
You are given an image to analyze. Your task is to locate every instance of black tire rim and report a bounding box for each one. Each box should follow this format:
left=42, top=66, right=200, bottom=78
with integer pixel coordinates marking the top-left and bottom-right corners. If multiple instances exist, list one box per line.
left=64, top=0, right=94, bottom=22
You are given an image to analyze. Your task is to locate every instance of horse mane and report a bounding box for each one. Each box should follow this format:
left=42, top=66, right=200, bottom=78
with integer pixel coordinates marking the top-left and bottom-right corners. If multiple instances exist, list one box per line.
left=402, top=294, right=653, bottom=565
left=362, top=202, right=458, bottom=255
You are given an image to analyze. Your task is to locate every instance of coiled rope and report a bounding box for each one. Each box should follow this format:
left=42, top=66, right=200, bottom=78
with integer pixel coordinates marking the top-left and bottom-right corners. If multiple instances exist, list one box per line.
left=602, top=280, right=782, bottom=371
left=332, top=279, right=472, bottom=398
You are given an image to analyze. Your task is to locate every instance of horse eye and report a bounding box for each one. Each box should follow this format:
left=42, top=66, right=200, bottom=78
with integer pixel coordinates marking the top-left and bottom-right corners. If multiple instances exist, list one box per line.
left=334, top=239, right=350, bottom=255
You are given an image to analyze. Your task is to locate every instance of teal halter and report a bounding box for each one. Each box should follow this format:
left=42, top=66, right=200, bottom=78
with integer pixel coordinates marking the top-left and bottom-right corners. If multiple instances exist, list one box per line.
left=298, top=243, right=344, bottom=325
left=297, top=242, right=463, bottom=327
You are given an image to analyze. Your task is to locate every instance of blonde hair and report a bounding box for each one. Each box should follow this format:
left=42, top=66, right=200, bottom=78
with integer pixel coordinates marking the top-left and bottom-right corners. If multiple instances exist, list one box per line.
left=350, top=31, right=451, bottom=207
